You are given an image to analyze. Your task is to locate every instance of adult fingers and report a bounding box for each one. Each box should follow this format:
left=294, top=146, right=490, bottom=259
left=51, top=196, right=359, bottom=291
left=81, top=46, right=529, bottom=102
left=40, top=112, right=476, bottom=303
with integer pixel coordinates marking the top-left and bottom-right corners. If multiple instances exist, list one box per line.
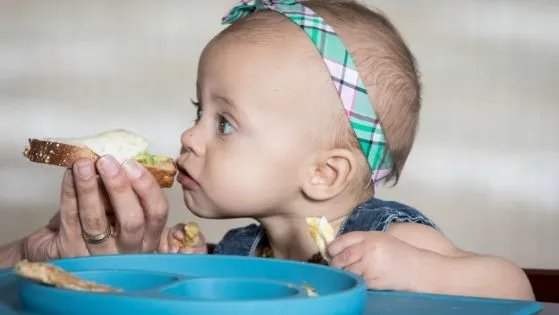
left=47, top=211, right=61, bottom=231
left=56, top=169, right=90, bottom=257
left=23, top=227, right=59, bottom=262
left=96, top=155, right=145, bottom=254
left=122, top=159, right=169, bottom=253
left=98, top=178, right=114, bottom=213
left=58, top=170, right=81, bottom=236
left=73, top=158, right=118, bottom=255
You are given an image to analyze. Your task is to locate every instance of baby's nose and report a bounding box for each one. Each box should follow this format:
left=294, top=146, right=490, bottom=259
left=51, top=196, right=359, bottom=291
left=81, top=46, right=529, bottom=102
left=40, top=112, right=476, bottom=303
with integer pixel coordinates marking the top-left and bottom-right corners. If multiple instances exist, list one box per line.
left=180, top=127, right=205, bottom=157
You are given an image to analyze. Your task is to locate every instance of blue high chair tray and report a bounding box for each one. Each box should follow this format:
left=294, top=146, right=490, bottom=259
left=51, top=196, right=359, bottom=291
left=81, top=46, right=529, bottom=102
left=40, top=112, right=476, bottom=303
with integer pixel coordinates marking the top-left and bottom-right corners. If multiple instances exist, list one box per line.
left=0, top=254, right=544, bottom=315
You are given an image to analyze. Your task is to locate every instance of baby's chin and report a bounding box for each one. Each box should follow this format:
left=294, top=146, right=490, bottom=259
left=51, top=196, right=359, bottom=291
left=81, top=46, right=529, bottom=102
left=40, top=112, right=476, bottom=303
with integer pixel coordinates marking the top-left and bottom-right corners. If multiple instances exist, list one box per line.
left=182, top=193, right=240, bottom=220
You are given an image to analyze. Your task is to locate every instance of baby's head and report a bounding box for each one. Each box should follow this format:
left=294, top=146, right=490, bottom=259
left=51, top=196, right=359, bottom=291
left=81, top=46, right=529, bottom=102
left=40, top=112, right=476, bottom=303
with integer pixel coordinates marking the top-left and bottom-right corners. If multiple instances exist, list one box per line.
left=177, top=0, right=421, bottom=220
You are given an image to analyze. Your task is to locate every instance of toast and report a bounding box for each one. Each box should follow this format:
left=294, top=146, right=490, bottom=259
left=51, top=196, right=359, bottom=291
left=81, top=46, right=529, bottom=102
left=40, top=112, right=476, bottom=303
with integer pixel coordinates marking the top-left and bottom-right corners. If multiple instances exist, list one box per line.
left=23, top=129, right=177, bottom=188
left=14, top=260, right=121, bottom=293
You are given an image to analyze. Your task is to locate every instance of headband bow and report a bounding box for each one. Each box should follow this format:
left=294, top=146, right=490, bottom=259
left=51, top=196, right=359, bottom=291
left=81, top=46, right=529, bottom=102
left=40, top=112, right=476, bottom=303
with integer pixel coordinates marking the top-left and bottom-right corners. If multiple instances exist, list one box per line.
left=223, top=0, right=394, bottom=184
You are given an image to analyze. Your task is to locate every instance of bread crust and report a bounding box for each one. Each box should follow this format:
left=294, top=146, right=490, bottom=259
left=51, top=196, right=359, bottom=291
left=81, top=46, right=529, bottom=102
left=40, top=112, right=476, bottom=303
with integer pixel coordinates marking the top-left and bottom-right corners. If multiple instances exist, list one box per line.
left=23, top=138, right=176, bottom=188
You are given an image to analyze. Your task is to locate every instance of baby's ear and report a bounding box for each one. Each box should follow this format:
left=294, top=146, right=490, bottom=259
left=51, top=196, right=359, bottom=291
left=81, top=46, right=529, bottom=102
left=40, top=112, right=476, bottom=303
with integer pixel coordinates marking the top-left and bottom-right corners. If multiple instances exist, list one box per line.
left=302, top=149, right=356, bottom=201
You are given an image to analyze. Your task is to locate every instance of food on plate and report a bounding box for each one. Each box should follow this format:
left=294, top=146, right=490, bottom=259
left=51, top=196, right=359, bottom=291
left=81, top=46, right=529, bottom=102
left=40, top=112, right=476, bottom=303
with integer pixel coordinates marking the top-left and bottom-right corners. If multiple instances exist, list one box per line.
left=14, top=260, right=120, bottom=293
left=288, top=283, right=319, bottom=297
left=23, top=129, right=177, bottom=188
left=306, top=216, right=335, bottom=263
left=302, top=284, right=319, bottom=297
left=180, top=221, right=201, bottom=247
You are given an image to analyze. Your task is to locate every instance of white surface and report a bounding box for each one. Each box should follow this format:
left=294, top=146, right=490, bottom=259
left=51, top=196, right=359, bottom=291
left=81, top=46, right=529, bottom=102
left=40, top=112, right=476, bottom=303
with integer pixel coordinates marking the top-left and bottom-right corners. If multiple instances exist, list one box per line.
left=0, top=0, right=557, bottom=269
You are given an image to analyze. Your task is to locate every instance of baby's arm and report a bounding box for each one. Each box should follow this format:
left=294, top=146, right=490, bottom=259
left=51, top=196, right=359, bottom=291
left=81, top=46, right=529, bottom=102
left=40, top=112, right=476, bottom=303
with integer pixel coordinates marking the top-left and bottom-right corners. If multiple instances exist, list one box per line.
left=157, top=222, right=208, bottom=254
left=386, top=223, right=534, bottom=300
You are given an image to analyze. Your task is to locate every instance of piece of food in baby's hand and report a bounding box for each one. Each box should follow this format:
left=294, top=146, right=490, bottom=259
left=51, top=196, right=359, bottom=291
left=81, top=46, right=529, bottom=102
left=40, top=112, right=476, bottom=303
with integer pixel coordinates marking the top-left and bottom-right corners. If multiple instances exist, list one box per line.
left=180, top=221, right=200, bottom=247
left=14, top=260, right=121, bottom=293
left=306, top=216, right=335, bottom=263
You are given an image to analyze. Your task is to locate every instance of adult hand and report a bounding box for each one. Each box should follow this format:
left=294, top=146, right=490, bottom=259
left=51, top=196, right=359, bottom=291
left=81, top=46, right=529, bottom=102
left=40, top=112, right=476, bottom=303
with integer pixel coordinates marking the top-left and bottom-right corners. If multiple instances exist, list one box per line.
left=23, top=156, right=169, bottom=262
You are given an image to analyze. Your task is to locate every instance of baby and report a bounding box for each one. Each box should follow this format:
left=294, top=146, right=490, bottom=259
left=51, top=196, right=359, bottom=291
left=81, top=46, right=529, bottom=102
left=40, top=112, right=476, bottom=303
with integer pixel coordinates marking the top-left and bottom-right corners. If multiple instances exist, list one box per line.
left=158, top=0, right=534, bottom=300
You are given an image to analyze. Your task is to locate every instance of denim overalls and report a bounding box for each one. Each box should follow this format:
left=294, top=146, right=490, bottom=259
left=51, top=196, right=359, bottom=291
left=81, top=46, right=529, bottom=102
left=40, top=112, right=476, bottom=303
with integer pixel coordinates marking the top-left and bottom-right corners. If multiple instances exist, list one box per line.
left=213, top=198, right=438, bottom=256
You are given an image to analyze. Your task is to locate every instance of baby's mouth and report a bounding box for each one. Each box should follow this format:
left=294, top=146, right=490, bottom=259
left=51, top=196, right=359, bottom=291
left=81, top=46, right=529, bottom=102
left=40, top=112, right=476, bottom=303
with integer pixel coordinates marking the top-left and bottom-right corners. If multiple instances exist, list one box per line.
left=176, top=165, right=200, bottom=191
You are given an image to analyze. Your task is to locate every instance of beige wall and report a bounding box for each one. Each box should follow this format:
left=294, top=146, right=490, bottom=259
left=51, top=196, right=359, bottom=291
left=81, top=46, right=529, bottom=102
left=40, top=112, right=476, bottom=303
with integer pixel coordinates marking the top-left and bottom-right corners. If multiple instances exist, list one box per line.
left=0, top=0, right=557, bottom=269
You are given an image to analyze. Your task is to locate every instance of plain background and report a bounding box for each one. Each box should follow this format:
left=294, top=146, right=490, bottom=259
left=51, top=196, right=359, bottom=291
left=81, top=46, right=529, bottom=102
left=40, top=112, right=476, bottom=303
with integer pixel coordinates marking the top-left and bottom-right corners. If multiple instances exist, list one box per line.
left=0, top=0, right=557, bottom=269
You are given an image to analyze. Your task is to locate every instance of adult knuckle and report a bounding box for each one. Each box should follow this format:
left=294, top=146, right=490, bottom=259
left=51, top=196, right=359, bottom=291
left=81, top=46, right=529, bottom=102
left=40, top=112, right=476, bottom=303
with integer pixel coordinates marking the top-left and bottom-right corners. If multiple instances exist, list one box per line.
left=76, top=181, right=98, bottom=196
left=134, top=171, right=155, bottom=190
left=61, top=190, right=75, bottom=203
left=82, top=215, right=104, bottom=232
left=108, top=176, right=130, bottom=194
left=61, top=182, right=76, bottom=200
left=121, top=219, right=144, bottom=236
left=148, top=199, right=169, bottom=222
left=62, top=214, right=80, bottom=229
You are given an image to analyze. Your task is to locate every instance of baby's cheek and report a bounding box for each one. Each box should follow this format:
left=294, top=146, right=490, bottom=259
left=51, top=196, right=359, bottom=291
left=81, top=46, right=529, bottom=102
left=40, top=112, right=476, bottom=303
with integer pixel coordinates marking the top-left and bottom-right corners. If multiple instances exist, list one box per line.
left=206, top=155, right=291, bottom=215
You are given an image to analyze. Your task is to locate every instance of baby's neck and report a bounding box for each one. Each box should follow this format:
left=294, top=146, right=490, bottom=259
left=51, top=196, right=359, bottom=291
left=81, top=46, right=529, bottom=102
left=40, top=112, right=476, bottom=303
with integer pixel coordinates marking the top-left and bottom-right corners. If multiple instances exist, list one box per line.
left=258, top=215, right=319, bottom=261
left=257, top=194, right=369, bottom=261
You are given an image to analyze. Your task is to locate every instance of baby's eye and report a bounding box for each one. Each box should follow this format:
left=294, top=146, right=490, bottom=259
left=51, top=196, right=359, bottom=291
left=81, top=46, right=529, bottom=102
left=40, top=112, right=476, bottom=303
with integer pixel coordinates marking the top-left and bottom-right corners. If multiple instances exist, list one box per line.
left=217, top=116, right=234, bottom=135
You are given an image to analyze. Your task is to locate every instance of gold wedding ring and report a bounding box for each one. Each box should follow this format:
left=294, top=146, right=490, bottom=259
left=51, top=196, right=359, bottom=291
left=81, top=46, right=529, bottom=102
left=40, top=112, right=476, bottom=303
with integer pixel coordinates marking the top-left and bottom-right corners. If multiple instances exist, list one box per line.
left=82, top=225, right=112, bottom=245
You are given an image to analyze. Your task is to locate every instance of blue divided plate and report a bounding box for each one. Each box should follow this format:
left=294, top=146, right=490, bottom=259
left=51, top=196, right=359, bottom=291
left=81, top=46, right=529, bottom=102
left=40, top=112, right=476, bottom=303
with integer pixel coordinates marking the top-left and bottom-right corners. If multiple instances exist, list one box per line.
left=5, top=254, right=366, bottom=315
left=0, top=254, right=544, bottom=315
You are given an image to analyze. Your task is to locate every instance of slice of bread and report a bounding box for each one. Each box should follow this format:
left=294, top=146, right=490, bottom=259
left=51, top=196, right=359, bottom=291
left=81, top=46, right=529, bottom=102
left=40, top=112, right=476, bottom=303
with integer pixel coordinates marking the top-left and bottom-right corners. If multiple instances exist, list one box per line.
left=23, top=130, right=177, bottom=188
left=14, top=260, right=121, bottom=293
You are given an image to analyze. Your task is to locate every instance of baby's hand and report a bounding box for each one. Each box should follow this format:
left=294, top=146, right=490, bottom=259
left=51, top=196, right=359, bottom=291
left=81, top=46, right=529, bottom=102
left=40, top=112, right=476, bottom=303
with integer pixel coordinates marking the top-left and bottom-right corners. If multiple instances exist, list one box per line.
left=158, top=222, right=208, bottom=254
left=327, top=231, right=420, bottom=291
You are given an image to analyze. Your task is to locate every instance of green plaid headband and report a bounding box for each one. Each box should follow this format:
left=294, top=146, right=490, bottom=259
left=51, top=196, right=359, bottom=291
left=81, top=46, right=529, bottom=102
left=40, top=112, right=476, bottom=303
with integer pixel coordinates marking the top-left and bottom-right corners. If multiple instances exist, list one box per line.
left=223, top=0, right=394, bottom=183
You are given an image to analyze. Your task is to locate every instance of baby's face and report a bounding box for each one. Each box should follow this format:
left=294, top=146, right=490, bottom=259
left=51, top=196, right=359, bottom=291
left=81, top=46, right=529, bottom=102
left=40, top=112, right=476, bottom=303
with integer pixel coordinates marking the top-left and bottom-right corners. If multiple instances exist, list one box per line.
left=176, top=30, right=338, bottom=219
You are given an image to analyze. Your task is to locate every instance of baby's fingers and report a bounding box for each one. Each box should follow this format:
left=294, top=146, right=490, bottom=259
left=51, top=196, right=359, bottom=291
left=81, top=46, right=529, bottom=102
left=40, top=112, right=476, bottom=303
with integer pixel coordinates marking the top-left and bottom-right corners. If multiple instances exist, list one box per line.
left=330, top=242, right=364, bottom=269
left=327, top=231, right=367, bottom=257
left=166, top=223, right=184, bottom=245
left=177, top=244, right=207, bottom=255
left=172, top=225, right=186, bottom=242
left=344, top=259, right=367, bottom=282
left=166, top=221, right=205, bottom=254
left=177, top=246, right=197, bottom=254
